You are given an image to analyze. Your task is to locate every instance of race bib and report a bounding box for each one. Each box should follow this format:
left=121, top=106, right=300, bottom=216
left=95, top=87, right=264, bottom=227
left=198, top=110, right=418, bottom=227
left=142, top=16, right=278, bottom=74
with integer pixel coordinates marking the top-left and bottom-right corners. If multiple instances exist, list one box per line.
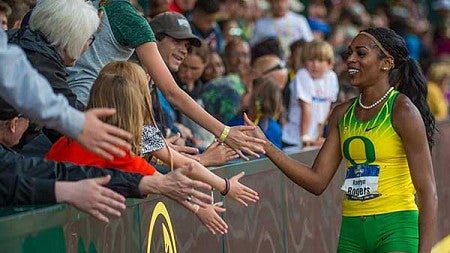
left=341, top=164, right=381, bottom=201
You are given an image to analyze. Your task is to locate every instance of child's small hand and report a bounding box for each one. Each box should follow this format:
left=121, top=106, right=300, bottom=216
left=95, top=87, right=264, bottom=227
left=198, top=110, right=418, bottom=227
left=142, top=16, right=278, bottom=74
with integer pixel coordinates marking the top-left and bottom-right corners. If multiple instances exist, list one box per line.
left=196, top=204, right=228, bottom=235
left=227, top=172, right=260, bottom=206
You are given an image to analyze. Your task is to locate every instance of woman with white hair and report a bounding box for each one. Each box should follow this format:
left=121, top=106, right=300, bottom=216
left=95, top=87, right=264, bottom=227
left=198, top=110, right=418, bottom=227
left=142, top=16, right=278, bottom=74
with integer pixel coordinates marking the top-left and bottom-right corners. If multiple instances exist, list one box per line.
left=9, top=0, right=100, bottom=144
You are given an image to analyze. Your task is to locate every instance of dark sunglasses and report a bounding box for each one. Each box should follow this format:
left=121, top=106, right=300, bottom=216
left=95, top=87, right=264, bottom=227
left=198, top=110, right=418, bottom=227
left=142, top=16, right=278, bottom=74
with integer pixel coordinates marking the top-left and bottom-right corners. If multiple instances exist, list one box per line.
left=262, top=62, right=286, bottom=75
left=88, top=34, right=96, bottom=46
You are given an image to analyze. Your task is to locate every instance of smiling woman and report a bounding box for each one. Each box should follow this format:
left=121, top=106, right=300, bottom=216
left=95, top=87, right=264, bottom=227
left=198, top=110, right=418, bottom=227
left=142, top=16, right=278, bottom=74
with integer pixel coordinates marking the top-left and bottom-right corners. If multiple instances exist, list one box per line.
left=246, top=27, right=438, bottom=253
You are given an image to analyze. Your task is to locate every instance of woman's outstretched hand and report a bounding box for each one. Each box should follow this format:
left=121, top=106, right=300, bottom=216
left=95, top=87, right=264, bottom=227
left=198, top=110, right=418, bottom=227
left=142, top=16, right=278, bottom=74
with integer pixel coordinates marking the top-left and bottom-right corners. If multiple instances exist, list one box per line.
left=242, top=113, right=269, bottom=142
left=197, top=141, right=239, bottom=167
left=227, top=171, right=259, bottom=206
left=224, top=125, right=266, bottom=160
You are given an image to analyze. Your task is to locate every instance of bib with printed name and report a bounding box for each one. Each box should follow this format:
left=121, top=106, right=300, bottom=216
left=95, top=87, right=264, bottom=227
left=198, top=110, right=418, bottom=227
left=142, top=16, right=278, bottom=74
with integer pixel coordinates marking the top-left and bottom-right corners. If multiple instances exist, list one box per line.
left=341, top=164, right=380, bottom=201
left=338, top=90, right=417, bottom=216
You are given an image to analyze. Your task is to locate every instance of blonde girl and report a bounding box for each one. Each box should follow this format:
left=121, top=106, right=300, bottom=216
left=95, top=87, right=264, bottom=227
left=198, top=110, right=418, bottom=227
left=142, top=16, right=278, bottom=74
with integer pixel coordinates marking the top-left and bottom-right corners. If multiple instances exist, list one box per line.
left=49, top=61, right=259, bottom=235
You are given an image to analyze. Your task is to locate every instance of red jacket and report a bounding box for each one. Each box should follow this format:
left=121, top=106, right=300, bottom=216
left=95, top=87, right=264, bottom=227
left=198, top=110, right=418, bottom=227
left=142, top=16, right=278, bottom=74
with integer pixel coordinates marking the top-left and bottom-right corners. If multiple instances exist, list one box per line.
left=46, top=137, right=156, bottom=175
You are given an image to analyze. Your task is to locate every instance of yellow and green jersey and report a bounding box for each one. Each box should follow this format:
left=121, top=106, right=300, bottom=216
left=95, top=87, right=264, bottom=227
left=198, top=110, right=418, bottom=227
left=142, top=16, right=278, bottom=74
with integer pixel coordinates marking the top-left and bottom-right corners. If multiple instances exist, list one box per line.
left=339, top=90, right=417, bottom=216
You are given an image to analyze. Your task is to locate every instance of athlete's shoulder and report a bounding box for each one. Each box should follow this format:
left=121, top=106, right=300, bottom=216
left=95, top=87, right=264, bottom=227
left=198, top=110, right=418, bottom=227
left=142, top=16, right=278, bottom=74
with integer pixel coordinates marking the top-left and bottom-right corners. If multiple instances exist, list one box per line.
left=392, top=92, right=423, bottom=132
left=332, top=99, right=354, bottom=117
left=392, top=93, right=419, bottom=118
left=329, top=99, right=354, bottom=125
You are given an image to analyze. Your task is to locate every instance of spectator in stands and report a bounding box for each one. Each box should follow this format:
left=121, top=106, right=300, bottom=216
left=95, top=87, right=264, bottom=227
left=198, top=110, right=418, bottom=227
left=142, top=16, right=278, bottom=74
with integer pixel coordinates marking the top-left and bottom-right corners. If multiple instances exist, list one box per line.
left=1, top=25, right=215, bottom=222
left=282, top=40, right=339, bottom=152
left=433, top=0, right=450, bottom=58
left=427, top=61, right=450, bottom=121
left=250, top=36, right=283, bottom=63
left=229, top=78, right=283, bottom=149
left=218, top=18, right=243, bottom=47
left=199, top=38, right=250, bottom=125
left=250, top=0, right=313, bottom=60
left=169, top=0, right=196, bottom=16
left=0, top=26, right=131, bottom=161
left=223, top=38, right=251, bottom=82
left=0, top=95, right=212, bottom=222
left=189, top=0, right=223, bottom=53
left=147, top=0, right=170, bottom=19
left=66, top=3, right=264, bottom=161
left=0, top=1, right=11, bottom=30
left=251, top=54, right=288, bottom=91
left=8, top=0, right=98, bottom=151
left=175, top=43, right=216, bottom=148
left=148, top=12, right=243, bottom=166
left=4, top=0, right=29, bottom=29
left=250, top=54, right=289, bottom=125
left=246, top=27, right=437, bottom=253
left=201, top=50, right=225, bottom=83
left=48, top=61, right=258, bottom=234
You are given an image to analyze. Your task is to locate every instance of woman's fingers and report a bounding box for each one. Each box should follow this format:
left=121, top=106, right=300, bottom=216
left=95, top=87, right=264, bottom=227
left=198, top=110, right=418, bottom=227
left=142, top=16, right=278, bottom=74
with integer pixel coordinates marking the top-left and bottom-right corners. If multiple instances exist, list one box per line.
left=240, top=146, right=260, bottom=158
left=234, top=148, right=249, bottom=161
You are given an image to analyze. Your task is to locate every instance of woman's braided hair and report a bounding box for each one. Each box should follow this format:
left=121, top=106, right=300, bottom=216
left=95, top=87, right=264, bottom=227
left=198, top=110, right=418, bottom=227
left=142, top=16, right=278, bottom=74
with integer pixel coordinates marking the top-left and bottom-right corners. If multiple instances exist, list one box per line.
left=362, top=27, right=436, bottom=148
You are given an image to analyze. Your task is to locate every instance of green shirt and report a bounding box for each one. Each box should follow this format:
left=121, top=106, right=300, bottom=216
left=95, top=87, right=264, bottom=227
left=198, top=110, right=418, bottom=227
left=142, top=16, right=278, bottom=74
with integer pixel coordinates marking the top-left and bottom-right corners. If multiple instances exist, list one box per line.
left=104, top=0, right=155, bottom=48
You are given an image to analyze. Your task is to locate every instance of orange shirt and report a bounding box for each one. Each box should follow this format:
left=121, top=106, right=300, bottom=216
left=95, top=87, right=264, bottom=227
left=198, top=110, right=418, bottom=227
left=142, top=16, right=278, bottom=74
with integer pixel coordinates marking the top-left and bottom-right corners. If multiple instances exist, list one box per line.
left=46, top=137, right=156, bottom=176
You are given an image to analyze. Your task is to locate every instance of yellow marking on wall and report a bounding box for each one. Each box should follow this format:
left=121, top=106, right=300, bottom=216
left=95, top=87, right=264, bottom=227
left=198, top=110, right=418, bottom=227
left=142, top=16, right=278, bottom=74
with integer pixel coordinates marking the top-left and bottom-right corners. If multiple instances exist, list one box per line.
left=146, top=202, right=177, bottom=253
left=433, top=234, right=450, bottom=253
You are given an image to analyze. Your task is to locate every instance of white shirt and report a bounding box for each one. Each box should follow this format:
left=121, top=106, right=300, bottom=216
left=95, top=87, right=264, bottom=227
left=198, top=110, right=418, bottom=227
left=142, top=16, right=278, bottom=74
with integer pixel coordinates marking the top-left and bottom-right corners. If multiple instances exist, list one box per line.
left=282, top=68, right=339, bottom=149
left=250, top=11, right=313, bottom=59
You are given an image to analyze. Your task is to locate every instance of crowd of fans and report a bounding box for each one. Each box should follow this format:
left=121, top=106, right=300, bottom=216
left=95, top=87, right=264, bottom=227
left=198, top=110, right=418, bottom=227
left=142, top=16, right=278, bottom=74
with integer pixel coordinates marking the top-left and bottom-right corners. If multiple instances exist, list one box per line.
left=128, top=0, right=450, bottom=151
left=0, top=0, right=449, bottom=238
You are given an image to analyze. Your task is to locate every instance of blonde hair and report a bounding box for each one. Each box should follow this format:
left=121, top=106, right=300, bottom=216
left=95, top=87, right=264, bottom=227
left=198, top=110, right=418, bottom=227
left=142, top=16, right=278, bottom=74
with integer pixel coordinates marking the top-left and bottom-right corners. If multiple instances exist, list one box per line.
left=29, top=0, right=99, bottom=61
left=250, top=77, right=282, bottom=119
left=87, top=74, right=145, bottom=155
left=302, top=40, right=335, bottom=65
left=92, top=61, right=173, bottom=168
left=99, top=61, right=155, bottom=124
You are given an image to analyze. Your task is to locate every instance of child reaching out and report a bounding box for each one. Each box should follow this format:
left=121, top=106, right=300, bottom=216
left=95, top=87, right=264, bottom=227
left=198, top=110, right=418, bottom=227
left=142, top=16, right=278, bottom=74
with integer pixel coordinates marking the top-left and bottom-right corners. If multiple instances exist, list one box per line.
left=46, top=61, right=259, bottom=235
left=282, top=40, right=339, bottom=152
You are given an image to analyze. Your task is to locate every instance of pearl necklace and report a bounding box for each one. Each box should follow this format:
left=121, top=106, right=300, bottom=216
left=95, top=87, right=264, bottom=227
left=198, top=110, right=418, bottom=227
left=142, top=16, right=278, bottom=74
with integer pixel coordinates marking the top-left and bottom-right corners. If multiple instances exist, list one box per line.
left=358, top=87, right=394, bottom=110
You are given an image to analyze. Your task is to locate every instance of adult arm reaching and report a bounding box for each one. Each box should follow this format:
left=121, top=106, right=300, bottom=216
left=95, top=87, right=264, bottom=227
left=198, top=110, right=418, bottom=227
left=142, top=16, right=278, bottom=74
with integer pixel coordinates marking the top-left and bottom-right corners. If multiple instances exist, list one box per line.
left=0, top=29, right=132, bottom=160
left=136, top=42, right=266, bottom=160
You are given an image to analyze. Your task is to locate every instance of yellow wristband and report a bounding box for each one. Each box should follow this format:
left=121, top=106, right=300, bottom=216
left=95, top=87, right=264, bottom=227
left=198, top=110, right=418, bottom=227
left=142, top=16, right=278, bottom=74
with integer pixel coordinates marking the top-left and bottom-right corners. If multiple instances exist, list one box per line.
left=218, top=126, right=230, bottom=142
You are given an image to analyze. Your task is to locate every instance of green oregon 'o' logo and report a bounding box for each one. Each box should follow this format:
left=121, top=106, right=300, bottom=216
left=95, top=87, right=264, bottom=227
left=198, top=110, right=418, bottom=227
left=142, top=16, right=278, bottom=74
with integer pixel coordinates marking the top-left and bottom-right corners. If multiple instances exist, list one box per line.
left=342, top=136, right=376, bottom=165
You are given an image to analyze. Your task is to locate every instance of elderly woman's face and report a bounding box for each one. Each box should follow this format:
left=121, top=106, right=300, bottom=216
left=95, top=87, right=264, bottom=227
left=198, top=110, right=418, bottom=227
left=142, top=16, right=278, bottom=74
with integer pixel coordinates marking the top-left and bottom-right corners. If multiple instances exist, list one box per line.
left=62, top=34, right=95, bottom=66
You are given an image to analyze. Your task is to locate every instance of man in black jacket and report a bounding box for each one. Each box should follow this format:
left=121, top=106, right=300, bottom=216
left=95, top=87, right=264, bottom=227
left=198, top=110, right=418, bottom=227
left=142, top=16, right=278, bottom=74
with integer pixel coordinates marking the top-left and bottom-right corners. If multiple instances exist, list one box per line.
left=0, top=97, right=212, bottom=222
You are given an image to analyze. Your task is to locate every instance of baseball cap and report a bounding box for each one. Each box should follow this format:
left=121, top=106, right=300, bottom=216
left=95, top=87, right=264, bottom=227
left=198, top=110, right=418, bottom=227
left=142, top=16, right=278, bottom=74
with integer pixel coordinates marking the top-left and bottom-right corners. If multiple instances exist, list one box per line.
left=0, top=97, right=19, bottom=120
left=149, top=12, right=202, bottom=47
